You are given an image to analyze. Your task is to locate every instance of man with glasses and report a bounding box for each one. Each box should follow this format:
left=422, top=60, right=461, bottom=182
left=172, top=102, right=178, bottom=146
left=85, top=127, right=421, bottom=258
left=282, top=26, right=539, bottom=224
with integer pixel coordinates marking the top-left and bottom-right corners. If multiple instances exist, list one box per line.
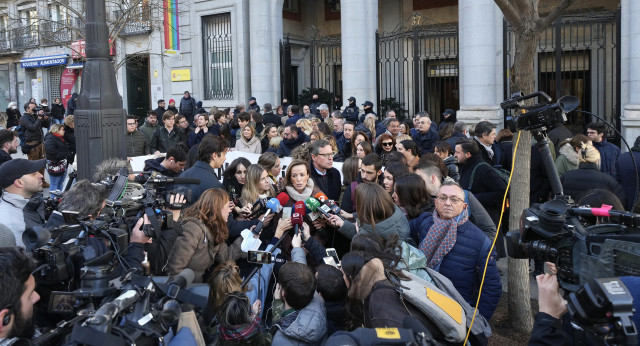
left=125, top=115, right=150, bottom=158
left=175, top=114, right=193, bottom=144
left=413, top=181, right=502, bottom=320
left=276, top=124, right=309, bottom=157
left=309, top=139, right=342, bottom=201
left=586, top=122, right=620, bottom=179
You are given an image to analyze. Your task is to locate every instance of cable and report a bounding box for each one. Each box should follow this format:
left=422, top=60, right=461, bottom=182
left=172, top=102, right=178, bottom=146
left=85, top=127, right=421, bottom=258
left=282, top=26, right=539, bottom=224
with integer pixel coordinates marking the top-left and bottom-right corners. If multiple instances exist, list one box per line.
left=464, top=129, right=521, bottom=345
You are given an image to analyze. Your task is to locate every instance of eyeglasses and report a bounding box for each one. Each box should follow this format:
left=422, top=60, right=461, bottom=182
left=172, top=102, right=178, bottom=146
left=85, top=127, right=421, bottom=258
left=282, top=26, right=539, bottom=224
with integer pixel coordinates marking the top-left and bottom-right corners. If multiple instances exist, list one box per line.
left=435, top=195, right=463, bottom=204
left=316, top=153, right=333, bottom=158
left=382, top=142, right=393, bottom=147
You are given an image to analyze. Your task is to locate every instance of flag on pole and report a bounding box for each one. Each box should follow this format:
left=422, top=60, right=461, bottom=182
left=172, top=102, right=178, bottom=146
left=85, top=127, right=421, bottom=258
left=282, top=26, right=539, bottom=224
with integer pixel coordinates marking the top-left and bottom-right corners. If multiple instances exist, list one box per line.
left=163, top=0, right=180, bottom=53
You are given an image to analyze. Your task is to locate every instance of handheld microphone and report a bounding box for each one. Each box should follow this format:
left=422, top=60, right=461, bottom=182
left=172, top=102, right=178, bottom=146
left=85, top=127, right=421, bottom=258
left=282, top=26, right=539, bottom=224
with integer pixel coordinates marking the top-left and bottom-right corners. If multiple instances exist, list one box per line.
left=252, top=198, right=281, bottom=236
left=291, top=213, right=303, bottom=236
left=147, top=176, right=201, bottom=185
left=325, top=200, right=346, bottom=220
left=305, top=197, right=331, bottom=218
left=166, top=268, right=195, bottom=299
left=276, top=192, right=290, bottom=208
left=294, top=200, right=306, bottom=217
left=245, top=198, right=268, bottom=219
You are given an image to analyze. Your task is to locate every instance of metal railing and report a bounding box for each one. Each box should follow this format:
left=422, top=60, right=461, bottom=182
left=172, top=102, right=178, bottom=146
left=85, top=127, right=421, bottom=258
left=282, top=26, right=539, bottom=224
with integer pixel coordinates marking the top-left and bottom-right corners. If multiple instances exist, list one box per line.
left=40, top=19, right=84, bottom=45
left=113, top=8, right=152, bottom=37
left=12, top=24, right=39, bottom=49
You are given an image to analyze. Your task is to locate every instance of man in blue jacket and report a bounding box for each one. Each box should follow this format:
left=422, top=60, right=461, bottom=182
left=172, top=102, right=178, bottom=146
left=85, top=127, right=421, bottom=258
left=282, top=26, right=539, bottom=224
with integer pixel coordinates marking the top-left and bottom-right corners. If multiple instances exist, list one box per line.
left=412, top=113, right=439, bottom=154
left=616, top=135, right=640, bottom=211
left=411, top=181, right=502, bottom=320
left=587, top=122, right=620, bottom=179
left=179, top=135, right=228, bottom=206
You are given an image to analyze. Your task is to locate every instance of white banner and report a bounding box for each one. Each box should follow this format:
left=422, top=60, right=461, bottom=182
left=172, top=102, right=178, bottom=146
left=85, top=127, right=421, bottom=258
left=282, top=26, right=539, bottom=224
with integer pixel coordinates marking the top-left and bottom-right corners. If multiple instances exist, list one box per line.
left=130, top=149, right=345, bottom=183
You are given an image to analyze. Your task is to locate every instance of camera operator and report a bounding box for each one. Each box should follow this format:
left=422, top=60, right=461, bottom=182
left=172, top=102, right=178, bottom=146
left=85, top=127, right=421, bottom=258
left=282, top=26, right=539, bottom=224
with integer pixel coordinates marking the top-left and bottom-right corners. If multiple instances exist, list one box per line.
left=529, top=268, right=570, bottom=346
left=0, top=159, right=46, bottom=248
left=0, top=247, right=41, bottom=344
left=19, top=104, right=49, bottom=175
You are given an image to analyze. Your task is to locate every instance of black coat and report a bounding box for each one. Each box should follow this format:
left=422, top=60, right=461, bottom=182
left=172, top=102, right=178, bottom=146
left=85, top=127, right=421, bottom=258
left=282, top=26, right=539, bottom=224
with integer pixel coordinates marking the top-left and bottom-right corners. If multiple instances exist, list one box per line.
left=51, top=103, right=65, bottom=119
left=44, top=133, right=69, bottom=161
left=63, top=125, right=76, bottom=163
left=67, top=93, right=78, bottom=115
left=19, top=112, right=48, bottom=143
left=150, top=127, right=186, bottom=153
left=6, top=108, right=20, bottom=128
left=309, top=165, right=342, bottom=202
left=458, top=155, right=507, bottom=225
left=0, top=150, right=11, bottom=166
left=262, top=112, right=281, bottom=127
left=560, top=162, right=626, bottom=206
left=412, top=129, right=440, bottom=155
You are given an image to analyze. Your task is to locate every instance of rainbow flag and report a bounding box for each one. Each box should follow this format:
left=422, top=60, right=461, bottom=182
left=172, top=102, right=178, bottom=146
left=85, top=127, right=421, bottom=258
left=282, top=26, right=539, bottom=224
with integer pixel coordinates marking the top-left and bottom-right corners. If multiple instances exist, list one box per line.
left=163, top=0, right=180, bottom=52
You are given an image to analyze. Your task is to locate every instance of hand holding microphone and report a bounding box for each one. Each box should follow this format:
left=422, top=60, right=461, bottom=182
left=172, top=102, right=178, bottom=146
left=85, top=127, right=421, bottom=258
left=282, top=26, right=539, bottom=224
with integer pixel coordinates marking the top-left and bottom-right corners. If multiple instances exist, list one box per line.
left=313, top=192, right=345, bottom=220
left=291, top=212, right=303, bottom=236
left=252, top=198, right=281, bottom=236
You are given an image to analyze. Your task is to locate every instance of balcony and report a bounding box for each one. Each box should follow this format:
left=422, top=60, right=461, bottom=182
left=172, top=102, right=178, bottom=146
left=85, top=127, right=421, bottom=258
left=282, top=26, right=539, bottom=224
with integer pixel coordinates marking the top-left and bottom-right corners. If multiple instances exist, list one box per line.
left=12, top=24, right=39, bottom=50
left=113, top=9, right=152, bottom=37
left=40, top=19, right=84, bottom=45
left=0, top=31, right=9, bottom=51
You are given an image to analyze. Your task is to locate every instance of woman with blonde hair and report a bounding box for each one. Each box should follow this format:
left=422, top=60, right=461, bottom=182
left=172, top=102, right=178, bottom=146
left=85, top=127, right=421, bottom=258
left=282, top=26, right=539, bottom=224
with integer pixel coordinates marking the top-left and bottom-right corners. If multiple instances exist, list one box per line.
left=296, top=118, right=313, bottom=135
left=208, top=261, right=246, bottom=311
left=240, top=164, right=275, bottom=209
left=363, top=117, right=376, bottom=139
left=258, top=152, right=283, bottom=190
left=309, top=130, right=324, bottom=142
left=166, top=188, right=244, bottom=282
left=236, top=124, right=261, bottom=154
left=260, top=124, right=279, bottom=153
left=0, top=112, right=7, bottom=130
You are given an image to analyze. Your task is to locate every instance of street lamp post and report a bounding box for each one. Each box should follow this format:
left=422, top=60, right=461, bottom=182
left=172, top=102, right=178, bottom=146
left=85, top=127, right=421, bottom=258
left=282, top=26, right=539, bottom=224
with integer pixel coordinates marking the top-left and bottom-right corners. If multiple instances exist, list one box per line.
left=75, top=0, right=126, bottom=180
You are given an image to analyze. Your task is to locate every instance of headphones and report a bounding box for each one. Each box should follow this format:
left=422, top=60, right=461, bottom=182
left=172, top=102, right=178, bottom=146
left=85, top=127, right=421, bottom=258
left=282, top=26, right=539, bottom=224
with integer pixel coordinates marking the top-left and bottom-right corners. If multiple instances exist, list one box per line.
left=2, top=305, right=12, bottom=326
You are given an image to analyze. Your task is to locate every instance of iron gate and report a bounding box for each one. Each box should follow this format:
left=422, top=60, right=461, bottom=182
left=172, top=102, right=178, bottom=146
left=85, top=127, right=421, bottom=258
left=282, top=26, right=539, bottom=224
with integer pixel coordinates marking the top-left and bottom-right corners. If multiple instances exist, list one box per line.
left=377, top=14, right=458, bottom=121
left=504, top=10, right=620, bottom=144
left=309, top=28, right=342, bottom=100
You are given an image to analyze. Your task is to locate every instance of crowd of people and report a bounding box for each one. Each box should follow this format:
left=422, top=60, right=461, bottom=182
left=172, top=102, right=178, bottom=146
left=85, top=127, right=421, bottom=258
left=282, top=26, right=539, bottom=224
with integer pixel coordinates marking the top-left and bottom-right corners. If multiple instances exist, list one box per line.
left=0, top=92, right=638, bottom=345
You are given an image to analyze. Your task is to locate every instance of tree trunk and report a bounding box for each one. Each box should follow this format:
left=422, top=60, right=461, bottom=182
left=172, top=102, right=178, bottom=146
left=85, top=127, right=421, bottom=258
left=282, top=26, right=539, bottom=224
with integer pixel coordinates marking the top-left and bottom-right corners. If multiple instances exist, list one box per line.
left=506, top=31, right=539, bottom=333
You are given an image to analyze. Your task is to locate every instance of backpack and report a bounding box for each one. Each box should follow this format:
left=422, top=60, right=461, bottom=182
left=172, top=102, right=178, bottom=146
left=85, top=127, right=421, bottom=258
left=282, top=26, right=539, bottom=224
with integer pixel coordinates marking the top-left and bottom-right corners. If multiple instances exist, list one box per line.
left=382, top=269, right=492, bottom=345
left=467, top=161, right=510, bottom=190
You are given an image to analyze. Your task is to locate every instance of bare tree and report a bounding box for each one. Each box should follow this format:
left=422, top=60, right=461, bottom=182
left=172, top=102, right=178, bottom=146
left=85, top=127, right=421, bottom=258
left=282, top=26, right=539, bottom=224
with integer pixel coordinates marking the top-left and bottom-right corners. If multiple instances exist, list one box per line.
left=494, top=0, right=574, bottom=333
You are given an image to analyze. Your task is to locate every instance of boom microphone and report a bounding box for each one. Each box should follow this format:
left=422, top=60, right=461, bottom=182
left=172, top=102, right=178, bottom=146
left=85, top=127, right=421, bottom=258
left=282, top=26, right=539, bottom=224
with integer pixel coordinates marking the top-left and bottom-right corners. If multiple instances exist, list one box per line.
left=252, top=198, right=281, bottom=236
left=291, top=213, right=303, bottom=236
left=147, top=176, right=201, bottom=185
left=166, top=268, right=195, bottom=299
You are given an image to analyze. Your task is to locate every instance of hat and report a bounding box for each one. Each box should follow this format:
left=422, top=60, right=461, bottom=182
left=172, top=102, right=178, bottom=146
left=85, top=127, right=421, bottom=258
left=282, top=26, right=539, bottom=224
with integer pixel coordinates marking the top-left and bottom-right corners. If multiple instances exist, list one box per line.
left=249, top=97, right=256, bottom=101
left=0, top=224, right=16, bottom=247
left=348, top=97, right=356, bottom=102
left=442, top=109, right=455, bottom=116
left=362, top=101, right=373, bottom=108
left=169, top=99, right=176, bottom=104
left=0, top=159, right=45, bottom=189
left=196, top=101, right=203, bottom=108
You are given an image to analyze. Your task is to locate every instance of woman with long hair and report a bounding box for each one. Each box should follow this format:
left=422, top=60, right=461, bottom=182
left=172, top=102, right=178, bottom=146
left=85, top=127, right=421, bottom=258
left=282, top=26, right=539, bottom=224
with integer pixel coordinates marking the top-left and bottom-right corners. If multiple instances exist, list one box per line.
left=240, top=164, right=275, bottom=210
left=258, top=152, right=284, bottom=191
left=309, top=130, right=324, bottom=143
left=355, top=141, right=373, bottom=159
left=260, top=124, right=279, bottom=153
left=375, top=133, right=396, bottom=166
left=44, top=123, right=70, bottom=197
left=341, top=157, right=361, bottom=186
left=382, top=162, right=410, bottom=196
left=393, top=173, right=432, bottom=220
left=438, top=122, right=454, bottom=142
left=296, top=118, right=313, bottom=135
left=208, top=261, right=246, bottom=312
left=222, top=157, right=250, bottom=208
left=399, top=120, right=412, bottom=136
left=363, top=117, right=376, bottom=139
left=350, top=131, right=370, bottom=157
left=215, top=291, right=272, bottom=345
left=236, top=124, right=261, bottom=154
left=165, top=188, right=244, bottom=282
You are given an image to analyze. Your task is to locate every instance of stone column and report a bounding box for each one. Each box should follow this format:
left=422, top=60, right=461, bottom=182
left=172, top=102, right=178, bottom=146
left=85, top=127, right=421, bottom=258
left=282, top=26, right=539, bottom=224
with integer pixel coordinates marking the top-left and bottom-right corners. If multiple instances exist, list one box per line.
left=621, top=0, right=640, bottom=147
left=456, top=0, right=504, bottom=129
left=340, top=0, right=378, bottom=110
left=248, top=0, right=284, bottom=106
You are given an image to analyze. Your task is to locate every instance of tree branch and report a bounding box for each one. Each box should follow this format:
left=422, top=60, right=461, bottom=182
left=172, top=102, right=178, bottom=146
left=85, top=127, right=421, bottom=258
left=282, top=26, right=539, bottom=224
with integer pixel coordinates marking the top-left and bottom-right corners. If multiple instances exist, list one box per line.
left=494, top=0, right=522, bottom=30
left=536, top=0, right=573, bottom=31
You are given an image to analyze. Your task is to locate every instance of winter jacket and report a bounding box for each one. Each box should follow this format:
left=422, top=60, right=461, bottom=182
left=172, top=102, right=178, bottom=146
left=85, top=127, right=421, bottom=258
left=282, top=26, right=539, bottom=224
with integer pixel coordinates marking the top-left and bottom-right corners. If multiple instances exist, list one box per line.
left=63, top=125, right=76, bottom=163
left=555, top=143, right=579, bottom=176
left=19, top=113, right=48, bottom=143
left=6, top=108, right=20, bottom=128
left=0, top=150, right=11, bottom=166
left=342, top=103, right=359, bottom=123
left=275, top=132, right=309, bottom=157
left=284, top=114, right=303, bottom=127
left=547, top=125, right=573, bottom=156
left=475, top=138, right=502, bottom=167
left=179, top=96, right=197, bottom=116
left=309, top=165, right=342, bottom=202
left=530, top=144, right=552, bottom=204
left=179, top=161, right=223, bottom=206
left=154, top=106, right=166, bottom=119
left=67, top=93, right=78, bottom=115
left=125, top=130, right=150, bottom=157
left=164, top=217, right=243, bottom=283
left=443, top=155, right=459, bottom=182
left=616, top=149, right=640, bottom=211
left=458, top=155, right=508, bottom=226
left=263, top=112, right=281, bottom=127
left=271, top=295, right=327, bottom=346
left=187, top=128, right=208, bottom=148
left=0, top=192, right=45, bottom=248
left=150, top=127, right=186, bottom=153
left=336, top=136, right=352, bottom=159
left=139, top=120, right=160, bottom=143
left=412, top=217, right=502, bottom=319
left=337, top=205, right=410, bottom=242
left=528, top=313, right=571, bottom=346
left=593, top=138, right=621, bottom=179
left=560, top=162, right=626, bottom=206
left=412, top=129, right=440, bottom=155
left=444, top=132, right=467, bottom=150
left=144, top=157, right=179, bottom=177
left=44, top=133, right=69, bottom=162
left=261, top=137, right=271, bottom=153
left=51, top=103, right=65, bottom=120
left=236, top=136, right=262, bottom=154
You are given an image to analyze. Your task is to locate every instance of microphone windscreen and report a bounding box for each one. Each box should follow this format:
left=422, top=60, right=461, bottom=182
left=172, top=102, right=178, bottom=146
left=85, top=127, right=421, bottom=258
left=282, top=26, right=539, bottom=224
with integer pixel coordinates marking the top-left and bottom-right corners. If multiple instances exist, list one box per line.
left=294, top=201, right=306, bottom=216
left=266, top=198, right=280, bottom=212
left=276, top=192, right=290, bottom=207
left=169, top=268, right=195, bottom=288
left=304, top=197, right=321, bottom=212
left=314, top=192, right=329, bottom=203
left=291, top=213, right=303, bottom=225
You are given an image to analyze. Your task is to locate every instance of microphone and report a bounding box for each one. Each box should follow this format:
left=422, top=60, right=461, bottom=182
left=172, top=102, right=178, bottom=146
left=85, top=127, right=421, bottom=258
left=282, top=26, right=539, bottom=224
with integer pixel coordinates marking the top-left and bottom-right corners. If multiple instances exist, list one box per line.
left=305, top=197, right=331, bottom=218
left=276, top=192, right=290, bottom=207
left=291, top=213, right=303, bottom=236
left=87, top=290, right=140, bottom=331
left=148, top=176, right=201, bottom=185
left=245, top=198, right=268, bottom=219
left=166, top=268, right=195, bottom=299
left=252, top=198, right=281, bottom=236
left=314, top=192, right=329, bottom=203
left=314, top=192, right=345, bottom=220
left=294, top=200, right=306, bottom=217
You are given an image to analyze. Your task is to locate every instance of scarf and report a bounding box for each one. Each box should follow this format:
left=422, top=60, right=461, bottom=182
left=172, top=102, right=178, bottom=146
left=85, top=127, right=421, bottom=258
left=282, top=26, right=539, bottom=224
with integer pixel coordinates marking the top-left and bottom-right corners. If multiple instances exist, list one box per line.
left=419, top=208, right=469, bottom=269
left=217, top=315, right=261, bottom=341
left=348, top=258, right=387, bottom=301
left=53, top=133, right=65, bottom=142
left=285, top=179, right=315, bottom=202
